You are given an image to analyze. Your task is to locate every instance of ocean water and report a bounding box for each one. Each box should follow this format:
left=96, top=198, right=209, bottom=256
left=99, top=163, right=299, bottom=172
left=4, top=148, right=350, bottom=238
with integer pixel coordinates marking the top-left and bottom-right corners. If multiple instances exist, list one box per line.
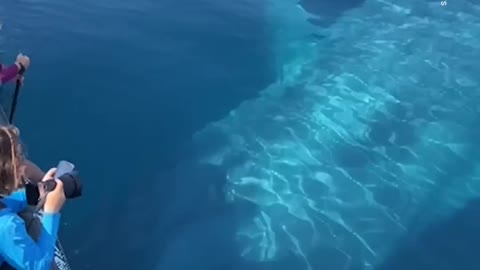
left=1, top=0, right=480, bottom=270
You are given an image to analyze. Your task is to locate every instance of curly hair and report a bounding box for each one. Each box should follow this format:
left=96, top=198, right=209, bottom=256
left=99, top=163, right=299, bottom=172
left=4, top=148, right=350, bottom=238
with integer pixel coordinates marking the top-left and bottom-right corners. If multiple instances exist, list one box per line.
left=0, top=125, right=25, bottom=196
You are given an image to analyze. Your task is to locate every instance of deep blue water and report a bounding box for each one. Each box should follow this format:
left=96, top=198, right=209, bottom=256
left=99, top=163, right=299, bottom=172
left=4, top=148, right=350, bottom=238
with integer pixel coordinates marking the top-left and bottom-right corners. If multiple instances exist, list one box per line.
left=0, top=0, right=282, bottom=269
left=0, top=0, right=274, bottom=268
left=1, top=0, right=480, bottom=270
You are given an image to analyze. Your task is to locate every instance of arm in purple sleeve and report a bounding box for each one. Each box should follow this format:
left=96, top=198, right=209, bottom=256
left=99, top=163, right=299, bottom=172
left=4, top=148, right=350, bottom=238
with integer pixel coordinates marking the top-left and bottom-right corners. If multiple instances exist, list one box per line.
left=0, top=64, right=20, bottom=84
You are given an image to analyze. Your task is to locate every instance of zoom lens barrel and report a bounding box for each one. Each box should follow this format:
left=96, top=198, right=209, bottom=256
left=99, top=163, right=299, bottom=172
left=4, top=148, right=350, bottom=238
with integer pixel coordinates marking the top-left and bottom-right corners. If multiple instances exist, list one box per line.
left=25, top=172, right=83, bottom=205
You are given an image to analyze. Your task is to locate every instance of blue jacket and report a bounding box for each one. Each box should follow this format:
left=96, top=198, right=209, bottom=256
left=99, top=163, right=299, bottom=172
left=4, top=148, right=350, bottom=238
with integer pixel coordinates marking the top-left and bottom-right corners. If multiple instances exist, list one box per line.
left=0, top=189, right=60, bottom=269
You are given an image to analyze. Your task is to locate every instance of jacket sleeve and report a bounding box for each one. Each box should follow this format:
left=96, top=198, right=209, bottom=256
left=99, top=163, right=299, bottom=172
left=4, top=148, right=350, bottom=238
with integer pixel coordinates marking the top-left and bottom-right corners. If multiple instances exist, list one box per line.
left=0, top=212, right=60, bottom=270
left=1, top=189, right=28, bottom=213
left=0, top=64, right=20, bottom=84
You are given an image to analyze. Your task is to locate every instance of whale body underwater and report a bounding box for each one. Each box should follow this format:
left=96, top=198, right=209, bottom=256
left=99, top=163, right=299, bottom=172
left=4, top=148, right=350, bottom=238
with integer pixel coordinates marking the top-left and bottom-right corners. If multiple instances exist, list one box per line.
left=155, top=0, right=480, bottom=269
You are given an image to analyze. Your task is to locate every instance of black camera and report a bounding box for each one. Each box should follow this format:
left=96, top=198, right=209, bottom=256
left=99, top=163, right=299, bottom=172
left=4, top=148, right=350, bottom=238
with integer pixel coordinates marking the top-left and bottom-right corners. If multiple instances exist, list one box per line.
left=25, top=172, right=83, bottom=205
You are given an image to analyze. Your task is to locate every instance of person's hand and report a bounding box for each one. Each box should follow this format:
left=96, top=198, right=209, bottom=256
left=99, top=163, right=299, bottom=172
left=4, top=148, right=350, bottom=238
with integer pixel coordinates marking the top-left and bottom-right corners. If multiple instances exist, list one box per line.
left=42, top=168, right=66, bottom=214
left=15, top=53, right=30, bottom=70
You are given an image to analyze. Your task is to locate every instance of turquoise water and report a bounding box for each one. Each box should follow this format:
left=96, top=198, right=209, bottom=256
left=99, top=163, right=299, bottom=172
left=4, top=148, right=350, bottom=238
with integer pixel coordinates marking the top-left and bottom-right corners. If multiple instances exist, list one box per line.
left=1, top=0, right=480, bottom=270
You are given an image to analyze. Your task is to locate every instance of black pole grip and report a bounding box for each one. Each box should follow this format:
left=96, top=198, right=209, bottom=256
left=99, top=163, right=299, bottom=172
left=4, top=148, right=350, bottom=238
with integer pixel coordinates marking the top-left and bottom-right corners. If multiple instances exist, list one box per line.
left=8, top=65, right=26, bottom=124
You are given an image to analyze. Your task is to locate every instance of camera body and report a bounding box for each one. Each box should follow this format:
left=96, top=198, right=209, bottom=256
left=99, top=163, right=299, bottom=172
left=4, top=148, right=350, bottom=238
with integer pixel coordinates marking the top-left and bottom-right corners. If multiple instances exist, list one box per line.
left=25, top=171, right=83, bottom=205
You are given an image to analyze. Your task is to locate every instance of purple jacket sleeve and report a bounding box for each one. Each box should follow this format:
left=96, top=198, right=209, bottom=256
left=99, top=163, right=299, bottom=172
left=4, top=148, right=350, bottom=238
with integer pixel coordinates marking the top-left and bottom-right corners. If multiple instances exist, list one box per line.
left=0, top=64, right=20, bottom=84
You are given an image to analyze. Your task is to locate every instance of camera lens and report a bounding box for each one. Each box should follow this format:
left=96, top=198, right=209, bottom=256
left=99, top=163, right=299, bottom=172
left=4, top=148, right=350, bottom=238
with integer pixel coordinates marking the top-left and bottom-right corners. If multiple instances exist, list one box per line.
left=24, top=172, right=83, bottom=205
left=58, top=172, right=83, bottom=199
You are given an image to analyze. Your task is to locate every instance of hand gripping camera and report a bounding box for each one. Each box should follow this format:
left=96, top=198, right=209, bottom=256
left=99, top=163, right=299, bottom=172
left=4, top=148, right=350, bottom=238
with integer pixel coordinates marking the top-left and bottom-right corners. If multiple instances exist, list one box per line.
left=25, top=160, right=83, bottom=205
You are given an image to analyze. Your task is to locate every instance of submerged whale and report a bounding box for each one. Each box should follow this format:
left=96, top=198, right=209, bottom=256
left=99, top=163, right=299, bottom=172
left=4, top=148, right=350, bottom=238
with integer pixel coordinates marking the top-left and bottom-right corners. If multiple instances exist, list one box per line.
left=157, top=0, right=480, bottom=269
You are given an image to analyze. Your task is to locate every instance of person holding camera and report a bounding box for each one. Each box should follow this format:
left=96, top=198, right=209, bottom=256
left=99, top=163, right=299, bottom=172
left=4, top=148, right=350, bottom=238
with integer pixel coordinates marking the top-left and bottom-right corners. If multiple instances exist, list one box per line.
left=0, top=125, right=66, bottom=270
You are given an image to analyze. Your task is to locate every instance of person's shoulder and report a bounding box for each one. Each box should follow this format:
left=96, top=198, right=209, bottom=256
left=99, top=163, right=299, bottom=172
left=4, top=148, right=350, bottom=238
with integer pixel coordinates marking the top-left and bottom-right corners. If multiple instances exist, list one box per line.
left=0, top=190, right=27, bottom=213
left=0, top=209, right=17, bottom=220
left=0, top=209, right=24, bottom=230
